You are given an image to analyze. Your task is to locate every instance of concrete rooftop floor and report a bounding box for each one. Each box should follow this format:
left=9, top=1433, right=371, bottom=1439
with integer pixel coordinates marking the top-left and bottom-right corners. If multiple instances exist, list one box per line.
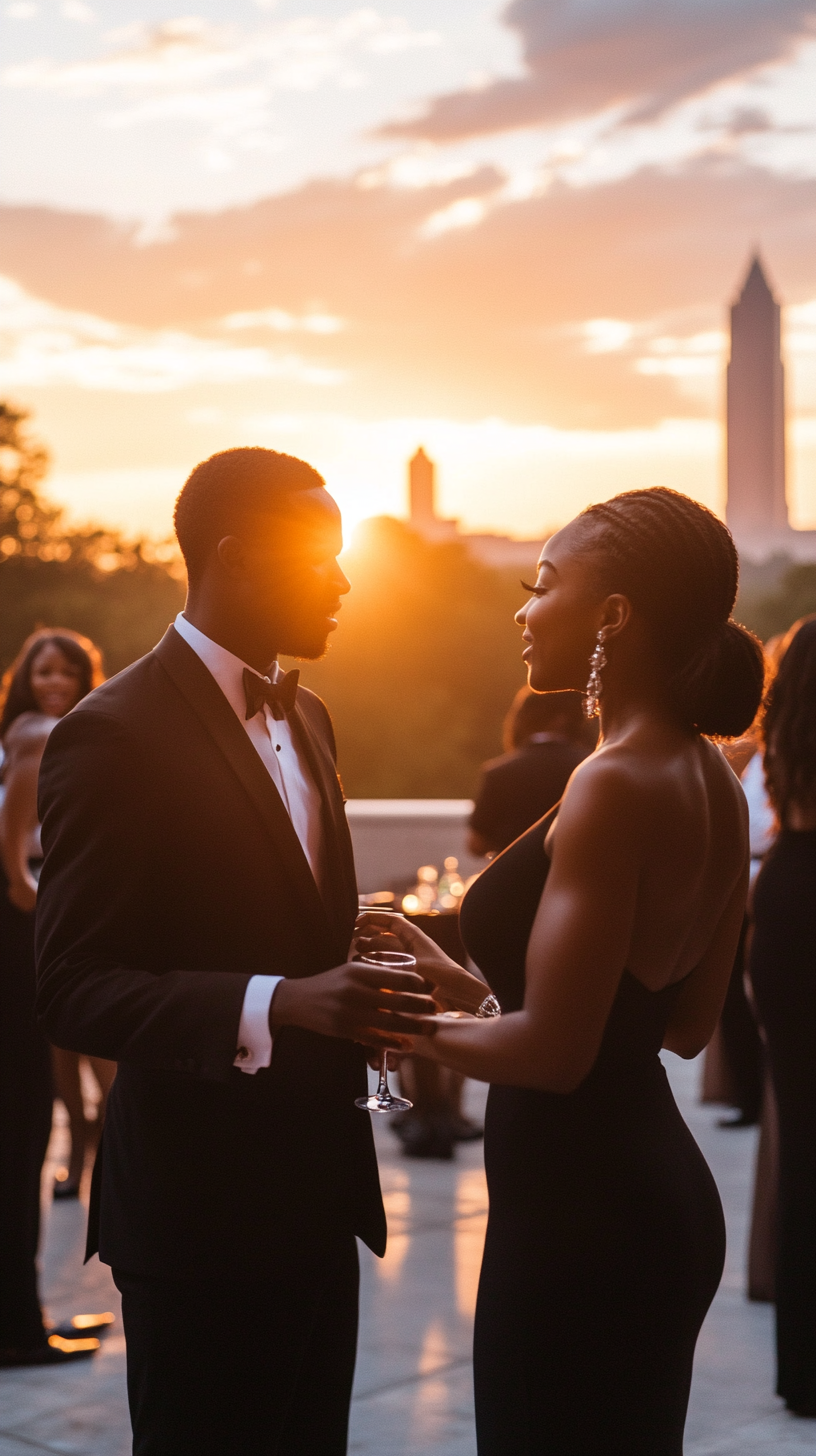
left=1, top=1056, right=815, bottom=1455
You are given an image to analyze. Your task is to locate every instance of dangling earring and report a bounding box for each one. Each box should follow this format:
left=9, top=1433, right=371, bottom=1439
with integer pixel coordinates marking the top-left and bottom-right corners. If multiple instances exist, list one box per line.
left=584, top=630, right=607, bottom=720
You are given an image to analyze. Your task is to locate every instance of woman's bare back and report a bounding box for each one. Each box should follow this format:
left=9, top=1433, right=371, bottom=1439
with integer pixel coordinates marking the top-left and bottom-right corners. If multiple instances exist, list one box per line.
left=552, top=729, right=748, bottom=994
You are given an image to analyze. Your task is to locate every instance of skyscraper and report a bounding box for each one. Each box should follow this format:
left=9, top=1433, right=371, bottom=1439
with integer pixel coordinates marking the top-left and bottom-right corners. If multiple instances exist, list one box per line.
left=726, top=255, right=788, bottom=549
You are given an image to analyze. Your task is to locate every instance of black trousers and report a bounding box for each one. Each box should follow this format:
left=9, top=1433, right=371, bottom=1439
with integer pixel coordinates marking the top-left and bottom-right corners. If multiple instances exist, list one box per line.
left=114, top=1235, right=359, bottom=1456
left=0, top=878, right=53, bottom=1351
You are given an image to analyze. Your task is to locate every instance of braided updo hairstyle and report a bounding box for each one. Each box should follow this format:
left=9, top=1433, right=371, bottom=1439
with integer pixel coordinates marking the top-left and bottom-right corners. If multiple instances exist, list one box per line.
left=571, top=487, right=764, bottom=738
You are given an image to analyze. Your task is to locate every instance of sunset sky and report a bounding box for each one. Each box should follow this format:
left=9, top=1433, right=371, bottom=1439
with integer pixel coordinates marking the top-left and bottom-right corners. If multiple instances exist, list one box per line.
left=2, top=0, right=816, bottom=545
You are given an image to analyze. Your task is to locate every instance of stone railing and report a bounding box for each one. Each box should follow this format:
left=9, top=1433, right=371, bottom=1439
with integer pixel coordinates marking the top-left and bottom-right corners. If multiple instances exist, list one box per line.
left=345, top=799, right=484, bottom=895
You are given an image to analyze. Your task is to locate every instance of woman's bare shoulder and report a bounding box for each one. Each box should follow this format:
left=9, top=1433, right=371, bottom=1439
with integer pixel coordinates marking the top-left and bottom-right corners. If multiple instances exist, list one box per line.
left=557, top=732, right=746, bottom=842
left=561, top=740, right=647, bottom=809
left=552, top=744, right=645, bottom=846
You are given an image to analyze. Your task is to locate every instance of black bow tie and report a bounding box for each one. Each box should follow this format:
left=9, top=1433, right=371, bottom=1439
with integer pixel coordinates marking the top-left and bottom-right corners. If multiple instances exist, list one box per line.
left=243, top=667, right=300, bottom=722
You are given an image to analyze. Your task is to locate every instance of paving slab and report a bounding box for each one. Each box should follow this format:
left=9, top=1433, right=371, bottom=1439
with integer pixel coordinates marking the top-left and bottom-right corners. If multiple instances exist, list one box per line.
left=0, top=1062, right=813, bottom=1453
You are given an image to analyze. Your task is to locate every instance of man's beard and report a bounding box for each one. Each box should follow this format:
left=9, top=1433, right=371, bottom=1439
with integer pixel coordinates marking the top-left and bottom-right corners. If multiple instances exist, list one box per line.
left=282, top=629, right=333, bottom=662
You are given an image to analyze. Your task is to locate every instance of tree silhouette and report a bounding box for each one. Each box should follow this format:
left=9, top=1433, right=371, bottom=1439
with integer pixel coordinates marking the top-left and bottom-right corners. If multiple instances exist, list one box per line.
left=0, top=401, right=64, bottom=561
left=0, top=401, right=185, bottom=676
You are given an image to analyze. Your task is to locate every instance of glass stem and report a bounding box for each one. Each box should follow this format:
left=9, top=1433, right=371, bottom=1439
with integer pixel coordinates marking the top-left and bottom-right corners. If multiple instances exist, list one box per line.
left=377, top=1052, right=390, bottom=1099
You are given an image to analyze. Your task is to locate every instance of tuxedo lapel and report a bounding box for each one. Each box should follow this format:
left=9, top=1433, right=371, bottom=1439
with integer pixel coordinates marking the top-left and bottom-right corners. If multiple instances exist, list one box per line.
left=288, top=700, right=358, bottom=940
left=153, top=627, right=331, bottom=943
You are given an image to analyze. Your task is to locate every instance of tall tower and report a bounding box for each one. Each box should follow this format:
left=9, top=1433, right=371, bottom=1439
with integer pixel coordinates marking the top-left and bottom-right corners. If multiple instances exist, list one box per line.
left=726, top=255, right=788, bottom=546
left=407, top=448, right=459, bottom=542
left=408, top=447, right=436, bottom=529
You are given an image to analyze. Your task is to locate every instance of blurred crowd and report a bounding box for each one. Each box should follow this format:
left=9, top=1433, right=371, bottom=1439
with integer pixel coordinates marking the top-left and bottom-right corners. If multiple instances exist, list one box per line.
left=712, top=613, right=816, bottom=1415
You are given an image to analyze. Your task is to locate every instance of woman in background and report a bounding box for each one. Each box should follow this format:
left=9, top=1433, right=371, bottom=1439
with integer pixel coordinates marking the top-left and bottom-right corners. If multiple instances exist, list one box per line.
left=702, top=636, right=783, bottom=1131
left=750, top=616, right=816, bottom=1416
left=1, top=630, right=114, bottom=1197
left=0, top=629, right=109, bottom=1365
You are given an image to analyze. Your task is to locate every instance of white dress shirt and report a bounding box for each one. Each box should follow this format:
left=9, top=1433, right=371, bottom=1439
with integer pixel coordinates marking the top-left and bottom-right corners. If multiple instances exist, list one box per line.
left=173, top=612, right=325, bottom=1073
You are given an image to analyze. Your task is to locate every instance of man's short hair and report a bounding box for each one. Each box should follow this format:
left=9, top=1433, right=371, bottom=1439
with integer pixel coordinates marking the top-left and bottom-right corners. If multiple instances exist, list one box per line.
left=174, top=448, right=325, bottom=581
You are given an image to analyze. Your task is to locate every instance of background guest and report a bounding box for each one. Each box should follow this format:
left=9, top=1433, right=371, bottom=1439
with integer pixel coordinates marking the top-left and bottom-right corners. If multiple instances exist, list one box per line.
left=1, top=630, right=114, bottom=1198
left=740, top=640, right=786, bottom=1298
left=468, top=687, right=595, bottom=858
left=395, top=1058, right=475, bottom=1161
left=0, top=628, right=110, bottom=1365
left=50, top=1045, right=116, bottom=1198
left=706, top=639, right=783, bottom=1129
left=750, top=615, right=816, bottom=1416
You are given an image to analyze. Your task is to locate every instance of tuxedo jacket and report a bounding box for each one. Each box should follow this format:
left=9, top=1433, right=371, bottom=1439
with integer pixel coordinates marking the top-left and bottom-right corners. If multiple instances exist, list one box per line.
left=36, top=626, right=386, bottom=1278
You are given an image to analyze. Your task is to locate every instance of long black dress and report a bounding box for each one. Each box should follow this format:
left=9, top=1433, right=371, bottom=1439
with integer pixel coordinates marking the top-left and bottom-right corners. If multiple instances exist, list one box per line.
left=459, top=811, right=726, bottom=1455
left=0, top=865, right=53, bottom=1354
left=749, top=828, right=816, bottom=1413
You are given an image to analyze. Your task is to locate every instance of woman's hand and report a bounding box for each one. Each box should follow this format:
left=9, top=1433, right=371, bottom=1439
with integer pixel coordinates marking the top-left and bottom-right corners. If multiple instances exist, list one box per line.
left=7, top=875, right=37, bottom=913
left=354, top=911, right=491, bottom=1015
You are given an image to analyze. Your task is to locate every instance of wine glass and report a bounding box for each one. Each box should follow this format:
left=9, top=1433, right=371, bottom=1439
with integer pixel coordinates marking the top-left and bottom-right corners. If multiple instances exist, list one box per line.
left=354, top=949, right=415, bottom=1113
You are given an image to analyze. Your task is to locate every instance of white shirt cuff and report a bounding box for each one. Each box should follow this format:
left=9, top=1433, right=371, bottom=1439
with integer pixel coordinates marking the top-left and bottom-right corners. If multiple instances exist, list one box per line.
left=233, top=974, right=283, bottom=1075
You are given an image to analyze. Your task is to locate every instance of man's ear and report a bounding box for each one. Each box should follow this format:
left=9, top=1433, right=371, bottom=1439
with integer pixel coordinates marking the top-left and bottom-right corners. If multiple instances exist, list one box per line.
left=216, top=536, right=246, bottom=578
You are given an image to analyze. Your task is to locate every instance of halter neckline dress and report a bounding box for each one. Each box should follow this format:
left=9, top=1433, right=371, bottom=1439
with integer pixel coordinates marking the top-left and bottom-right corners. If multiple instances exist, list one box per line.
left=459, top=808, right=725, bottom=1455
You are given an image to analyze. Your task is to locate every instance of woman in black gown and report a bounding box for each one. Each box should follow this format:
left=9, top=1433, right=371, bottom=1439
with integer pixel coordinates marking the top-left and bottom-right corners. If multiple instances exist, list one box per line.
left=750, top=616, right=816, bottom=1416
left=0, top=629, right=105, bottom=1365
left=361, top=488, right=765, bottom=1454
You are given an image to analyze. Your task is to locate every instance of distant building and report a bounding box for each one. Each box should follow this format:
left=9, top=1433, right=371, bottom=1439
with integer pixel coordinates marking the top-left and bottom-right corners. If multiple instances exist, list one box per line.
left=406, top=446, right=547, bottom=570
left=726, top=256, right=816, bottom=561
left=408, top=447, right=434, bottom=529
left=726, top=257, right=787, bottom=544
left=408, top=448, right=458, bottom=543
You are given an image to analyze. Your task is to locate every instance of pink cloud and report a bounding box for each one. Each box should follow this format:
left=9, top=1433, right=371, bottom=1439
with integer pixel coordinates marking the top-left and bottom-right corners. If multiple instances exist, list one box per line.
left=378, top=0, right=816, bottom=141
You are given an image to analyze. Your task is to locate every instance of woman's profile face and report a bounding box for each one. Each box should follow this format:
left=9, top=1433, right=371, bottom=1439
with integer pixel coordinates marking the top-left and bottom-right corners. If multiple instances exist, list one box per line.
left=29, top=643, right=84, bottom=718
left=516, top=522, right=604, bottom=695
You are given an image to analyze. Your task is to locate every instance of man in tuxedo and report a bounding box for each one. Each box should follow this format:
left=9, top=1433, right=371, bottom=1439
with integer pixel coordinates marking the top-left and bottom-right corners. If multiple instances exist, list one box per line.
left=35, top=448, right=434, bottom=1455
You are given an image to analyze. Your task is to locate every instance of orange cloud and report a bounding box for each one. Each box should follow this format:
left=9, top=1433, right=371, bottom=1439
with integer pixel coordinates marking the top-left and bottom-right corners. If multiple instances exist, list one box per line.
left=4, top=159, right=816, bottom=430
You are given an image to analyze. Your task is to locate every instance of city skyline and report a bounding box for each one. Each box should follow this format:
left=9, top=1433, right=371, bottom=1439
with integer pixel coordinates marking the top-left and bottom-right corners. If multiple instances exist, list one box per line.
left=1, top=1, right=816, bottom=544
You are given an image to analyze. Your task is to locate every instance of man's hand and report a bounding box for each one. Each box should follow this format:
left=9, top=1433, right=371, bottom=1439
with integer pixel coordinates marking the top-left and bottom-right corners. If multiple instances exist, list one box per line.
left=269, top=961, right=436, bottom=1049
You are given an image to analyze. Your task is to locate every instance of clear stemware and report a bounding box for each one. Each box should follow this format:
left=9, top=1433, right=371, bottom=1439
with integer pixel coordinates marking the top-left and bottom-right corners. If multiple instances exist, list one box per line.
left=354, top=949, right=415, bottom=1113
